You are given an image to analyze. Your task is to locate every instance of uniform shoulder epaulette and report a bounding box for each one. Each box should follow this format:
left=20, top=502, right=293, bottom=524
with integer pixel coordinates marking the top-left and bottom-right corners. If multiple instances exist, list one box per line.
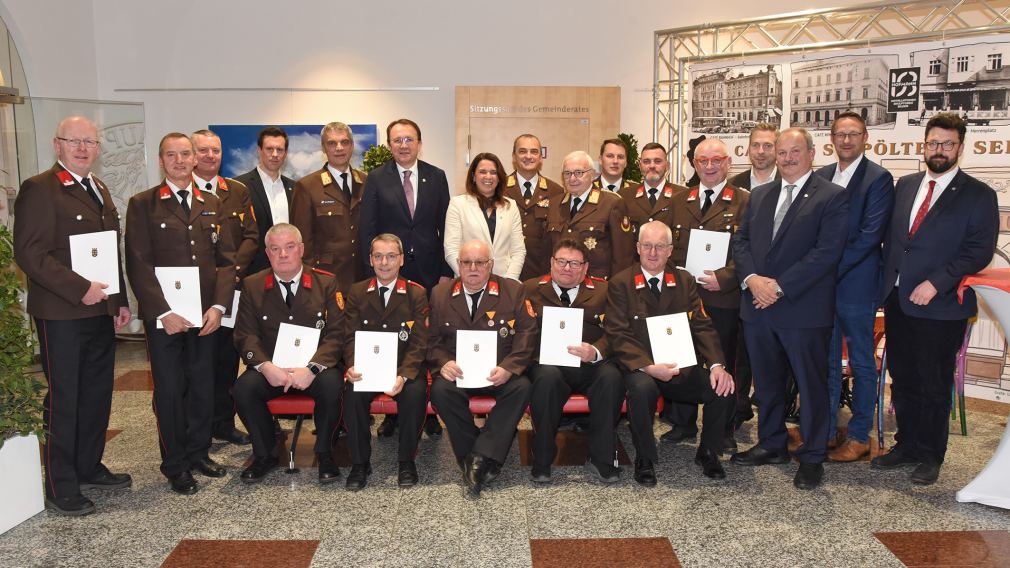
left=311, top=267, right=336, bottom=277
left=406, top=280, right=425, bottom=290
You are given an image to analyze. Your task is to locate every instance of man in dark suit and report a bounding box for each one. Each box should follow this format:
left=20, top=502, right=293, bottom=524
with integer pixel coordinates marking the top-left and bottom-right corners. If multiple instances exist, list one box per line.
left=192, top=129, right=258, bottom=447
left=728, top=122, right=779, bottom=190
left=14, top=116, right=132, bottom=516
left=290, top=122, right=368, bottom=292
left=730, top=127, right=849, bottom=490
left=504, top=133, right=565, bottom=281
left=232, top=223, right=345, bottom=485
left=872, top=113, right=998, bottom=485
left=233, top=126, right=295, bottom=276
left=814, top=112, right=895, bottom=462
left=125, top=133, right=237, bottom=495
left=428, top=240, right=536, bottom=497
left=358, top=118, right=452, bottom=290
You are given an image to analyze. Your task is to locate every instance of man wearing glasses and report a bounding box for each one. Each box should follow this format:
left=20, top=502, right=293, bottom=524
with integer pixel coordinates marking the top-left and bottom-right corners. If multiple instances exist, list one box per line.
left=523, top=239, right=623, bottom=484
left=428, top=240, right=536, bottom=497
left=548, top=151, right=634, bottom=280
left=605, top=221, right=736, bottom=485
left=618, top=142, right=686, bottom=237
left=814, top=111, right=894, bottom=462
left=504, top=134, right=565, bottom=281
left=342, top=234, right=429, bottom=491
left=14, top=116, right=132, bottom=515
left=662, top=138, right=751, bottom=454
left=874, top=113, right=997, bottom=485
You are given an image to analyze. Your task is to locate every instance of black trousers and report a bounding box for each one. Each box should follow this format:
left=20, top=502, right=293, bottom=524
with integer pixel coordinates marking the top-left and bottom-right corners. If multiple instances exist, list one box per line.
left=430, top=374, right=531, bottom=464
left=528, top=362, right=623, bottom=467
left=233, top=367, right=344, bottom=459
left=343, top=373, right=427, bottom=464
left=884, top=290, right=966, bottom=464
left=668, top=305, right=743, bottom=435
left=36, top=316, right=116, bottom=499
left=211, top=325, right=240, bottom=434
left=145, top=323, right=216, bottom=477
left=625, top=367, right=731, bottom=462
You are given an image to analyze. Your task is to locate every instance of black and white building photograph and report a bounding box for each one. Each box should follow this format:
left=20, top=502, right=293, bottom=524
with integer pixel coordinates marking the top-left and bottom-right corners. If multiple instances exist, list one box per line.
left=789, top=55, right=898, bottom=129
left=909, top=41, right=1010, bottom=126
left=690, top=64, right=783, bottom=133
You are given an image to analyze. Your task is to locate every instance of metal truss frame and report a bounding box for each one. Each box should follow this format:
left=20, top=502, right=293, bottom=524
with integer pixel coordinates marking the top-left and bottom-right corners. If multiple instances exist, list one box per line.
left=654, top=0, right=1010, bottom=180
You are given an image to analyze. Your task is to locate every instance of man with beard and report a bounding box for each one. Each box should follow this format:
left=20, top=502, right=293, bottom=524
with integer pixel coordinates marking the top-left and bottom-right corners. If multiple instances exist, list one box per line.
left=618, top=142, right=686, bottom=237
left=503, top=134, right=564, bottom=281
left=872, top=113, right=997, bottom=485
left=729, top=123, right=779, bottom=190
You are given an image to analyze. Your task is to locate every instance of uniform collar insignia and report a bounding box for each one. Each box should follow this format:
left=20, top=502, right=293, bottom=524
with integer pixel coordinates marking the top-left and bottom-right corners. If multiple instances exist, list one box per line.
left=452, top=281, right=462, bottom=297
left=353, top=170, right=364, bottom=184
left=587, top=188, right=600, bottom=204
left=192, top=184, right=205, bottom=202
left=301, top=271, right=313, bottom=289
left=686, top=188, right=698, bottom=202
left=265, top=274, right=276, bottom=290
left=396, top=279, right=407, bottom=294
left=320, top=170, right=333, bottom=186
left=217, top=176, right=229, bottom=191
left=635, top=186, right=645, bottom=198
left=487, top=280, right=500, bottom=296
left=634, top=273, right=646, bottom=289
left=57, top=170, right=76, bottom=187
left=506, top=174, right=516, bottom=188
left=664, top=272, right=677, bottom=287
left=583, top=277, right=595, bottom=289
left=538, top=275, right=551, bottom=285
left=367, top=278, right=377, bottom=292
left=722, top=186, right=734, bottom=201
left=159, top=185, right=172, bottom=199
left=538, top=177, right=548, bottom=190
left=662, top=185, right=673, bottom=198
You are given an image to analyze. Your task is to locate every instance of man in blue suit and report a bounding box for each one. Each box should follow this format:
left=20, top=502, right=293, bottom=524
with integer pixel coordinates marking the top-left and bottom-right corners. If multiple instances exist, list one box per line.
left=815, top=111, right=894, bottom=462
left=872, top=113, right=998, bottom=485
left=730, top=127, right=849, bottom=490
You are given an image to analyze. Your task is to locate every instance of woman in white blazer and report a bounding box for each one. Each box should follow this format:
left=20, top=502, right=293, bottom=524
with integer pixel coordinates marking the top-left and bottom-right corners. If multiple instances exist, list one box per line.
left=444, top=152, right=526, bottom=280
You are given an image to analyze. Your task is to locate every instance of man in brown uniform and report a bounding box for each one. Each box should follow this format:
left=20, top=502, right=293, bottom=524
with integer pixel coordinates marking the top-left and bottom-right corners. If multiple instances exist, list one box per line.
left=192, top=129, right=258, bottom=446
left=428, top=240, right=536, bottom=497
left=233, top=223, right=345, bottom=484
left=343, top=234, right=429, bottom=490
left=503, top=133, right=564, bottom=281
left=547, top=150, right=634, bottom=280
left=290, top=122, right=368, bottom=292
left=605, top=221, right=735, bottom=485
left=594, top=138, right=637, bottom=192
left=524, top=239, right=624, bottom=484
left=125, top=133, right=237, bottom=495
left=618, top=142, right=687, bottom=237
left=14, top=116, right=132, bottom=516
left=662, top=138, right=750, bottom=452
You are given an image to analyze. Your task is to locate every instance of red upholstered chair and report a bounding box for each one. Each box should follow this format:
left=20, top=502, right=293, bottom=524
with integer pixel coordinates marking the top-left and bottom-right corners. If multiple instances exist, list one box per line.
left=266, top=393, right=315, bottom=473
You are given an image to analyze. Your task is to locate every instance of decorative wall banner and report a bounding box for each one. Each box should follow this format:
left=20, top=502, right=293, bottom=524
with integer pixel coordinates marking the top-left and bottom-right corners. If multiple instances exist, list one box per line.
left=210, top=124, right=378, bottom=179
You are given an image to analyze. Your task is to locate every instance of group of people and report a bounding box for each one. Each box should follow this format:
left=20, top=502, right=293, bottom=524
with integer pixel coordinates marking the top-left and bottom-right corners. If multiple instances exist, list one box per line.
left=14, top=111, right=997, bottom=516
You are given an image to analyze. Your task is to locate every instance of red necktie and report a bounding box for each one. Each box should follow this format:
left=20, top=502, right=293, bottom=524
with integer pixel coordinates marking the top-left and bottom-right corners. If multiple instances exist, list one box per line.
left=908, top=180, right=935, bottom=238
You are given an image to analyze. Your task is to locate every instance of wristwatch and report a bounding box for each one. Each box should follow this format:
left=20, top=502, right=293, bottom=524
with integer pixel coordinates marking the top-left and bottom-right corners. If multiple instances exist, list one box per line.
left=306, top=363, right=323, bottom=376
left=774, top=285, right=784, bottom=299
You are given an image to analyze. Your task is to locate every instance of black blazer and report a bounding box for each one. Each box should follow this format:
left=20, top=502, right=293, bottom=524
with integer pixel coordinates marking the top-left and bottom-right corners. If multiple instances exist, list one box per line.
left=233, top=167, right=295, bottom=275
left=357, top=160, right=452, bottom=289
left=880, top=169, right=998, bottom=319
left=729, top=168, right=781, bottom=190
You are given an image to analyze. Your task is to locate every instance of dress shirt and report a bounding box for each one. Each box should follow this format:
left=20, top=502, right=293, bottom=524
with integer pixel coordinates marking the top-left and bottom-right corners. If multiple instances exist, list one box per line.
left=257, top=165, right=289, bottom=224
left=699, top=180, right=728, bottom=212
left=751, top=166, right=777, bottom=189
left=395, top=161, right=420, bottom=212
left=830, top=155, right=863, bottom=189
left=58, top=160, right=103, bottom=206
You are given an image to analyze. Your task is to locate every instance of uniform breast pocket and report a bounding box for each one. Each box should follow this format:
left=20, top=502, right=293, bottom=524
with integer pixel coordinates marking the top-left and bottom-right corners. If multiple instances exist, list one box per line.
left=315, top=204, right=344, bottom=219
left=198, top=218, right=220, bottom=249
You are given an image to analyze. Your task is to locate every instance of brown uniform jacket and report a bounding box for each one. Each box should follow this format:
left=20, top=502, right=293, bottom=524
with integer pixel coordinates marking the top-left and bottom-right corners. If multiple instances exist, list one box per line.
left=211, top=176, right=259, bottom=280
left=594, top=177, right=638, bottom=192
left=522, top=275, right=610, bottom=361
left=427, top=275, right=538, bottom=378
left=13, top=163, right=128, bottom=320
left=503, top=172, right=564, bottom=281
left=618, top=181, right=688, bottom=236
left=546, top=187, right=634, bottom=280
left=666, top=184, right=750, bottom=309
left=234, top=265, right=344, bottom=369
left=125, top=182, right=237, bottom=320
left=290, top=165, right=367, bottom=292
left=604, top=265, right=724, bottom=373
left=343, top=276, right=429, bottom=380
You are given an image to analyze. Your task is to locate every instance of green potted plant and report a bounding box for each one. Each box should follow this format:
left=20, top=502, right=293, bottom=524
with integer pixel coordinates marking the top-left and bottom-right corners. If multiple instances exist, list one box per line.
left=618, top=132, right=642, bottom=183
left=0, top=223, right=46, bottom=533
left=361, top=144, right=393, bottom=173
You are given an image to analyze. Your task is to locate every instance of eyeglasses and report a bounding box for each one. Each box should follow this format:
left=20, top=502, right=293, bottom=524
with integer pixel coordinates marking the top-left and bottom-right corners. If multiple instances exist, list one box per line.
left=391, top=137, right=417, bottom=146
left=561, top=169, right=593, bottom=179
left=57, top=137, right=99, bottom=149
left=638, top=243, right=672, bottom=252
left=694, top=157, right=727, bottom=168
left=831, top=131, right=865, bottom=140
left=551, top=257, right=586, bottom=269
left=370, top=253, right=401, bottom=263
left=925, top=140, right=958, bottom=151
left=459, top=259, right=492, bottom=270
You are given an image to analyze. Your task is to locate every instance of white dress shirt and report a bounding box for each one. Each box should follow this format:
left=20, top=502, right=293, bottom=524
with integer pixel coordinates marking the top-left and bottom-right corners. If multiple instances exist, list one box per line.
left=395, top=161, right=420, bottom=212
left=257, top=165, right=289, bottom=224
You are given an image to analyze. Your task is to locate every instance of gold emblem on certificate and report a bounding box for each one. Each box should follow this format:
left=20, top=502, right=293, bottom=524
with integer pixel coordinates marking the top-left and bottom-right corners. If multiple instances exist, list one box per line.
left=559, top=320, right=566, bottom=330
left=473, top=343, right=480, bottom=352
left=666, top=327, right=672, bottom=336
left=705, top=244, right=711, bottom=251
left=91, top=248, right=98, bottom=257
left=294, top=338, right=301, bottom=347
left=174, top=281, right=181, bottom=290
left=373, top=345, right=380, bottom=354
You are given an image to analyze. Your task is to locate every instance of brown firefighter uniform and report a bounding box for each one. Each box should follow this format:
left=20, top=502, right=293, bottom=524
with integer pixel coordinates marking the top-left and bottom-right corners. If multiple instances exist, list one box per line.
left=503, top=172, right=564, bottom=281
left=546, top=187, right=635, bottom=280
left=593, top=177, right=638, bottom=192
left=618, top=181, right=688, bottom=237
left=213, top=176, right=259, bottom=280
left=290, top=166, right=368, bottom=293
left=522, top=275, right=609, bottom=358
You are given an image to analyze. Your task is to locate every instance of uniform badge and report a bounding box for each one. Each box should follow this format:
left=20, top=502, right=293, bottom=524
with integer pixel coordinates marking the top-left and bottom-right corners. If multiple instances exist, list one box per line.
left=321, top=171, right=333, bottom=186
left=399, top=330, right=409, bottom=342
left=665, top=273, right=677, bottom=288
left=247, top=352, right=254, bottom=360
left=57, top=170, right=75, bottom=187
left=485, top=310, right=495, bottom=321
left=538, top=177, right=548, bottom=190
left=211, top=231, right=219, bottom=244
left=488, top=320, right=495, bottom=327
left=174, top=281, right=182, bottom=290
left=620, top=216, right=632, bottom=233
left=587, top=189, right=600, bottom=204
left=316, top=320, right=325, bottom=329
left=537, top=199, right=549, bottom=208
left=487, top=281, right=499, bottom=296
left=353, top=171, right=364, bottom=184
left=686, top=188, right=698, bottom=202
left=294, top=338, right=302, bottom=347
left=506, top=176, right=516, bottom=188
left=91, top=248, right=98, bottom=257
left=634, top=274, right=646, bottom=290
left=218, top=177, right=229, bottom=191
left=525, top=299, right=535, bottom=318
left=598, top=313, right=606, bottom=323
left=499, top=327, right=508, bottom=338
left=374, top=344, right=381, bottom=354
left=584, top=237, right=597, bottom=250
left=335, top=292, right=345, bottom=310
left=406, top=320, right=415, bottom=330
left=663, top=186, right=673, bottom=198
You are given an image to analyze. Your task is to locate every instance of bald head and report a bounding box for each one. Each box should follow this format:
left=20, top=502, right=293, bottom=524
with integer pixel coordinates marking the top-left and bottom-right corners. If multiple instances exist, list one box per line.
left=53, top=116, right=100, bottom=177
left=460, top=239, right=491, bottom=260
left=693, top=138, right=731, bottom=188
left=458, top=239, right=494, bottom=291
left=639, top=220, right=673, bottom=245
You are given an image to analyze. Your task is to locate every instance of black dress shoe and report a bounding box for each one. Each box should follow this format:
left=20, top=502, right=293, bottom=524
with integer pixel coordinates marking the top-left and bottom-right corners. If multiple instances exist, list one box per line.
left=240, top=456, right=278, bottom=483
left=398, top=461, right=418, bottom=487
left=46, top=494, right=95, bottom=516
left=485, top=460, right=502, bottom=484
left=870, top=446, right=921, bottom=470
left=660, top=427, right=698, bottom=444
left=910, top=461, right=941, bottom=485
left=695, top=448, right=726, bottom=480
left=424, top=416, right=443, bottom=436
left=464, top=453, right=494, bottom=497
left=80, top=464, right=132, bottom=490
left=346, top=463, right=371, bottom=491
left=585, top=460, right=621, bottom=484
left=318, top=453, right=341, bottom=484
left=793, top=462, right=824, bottom=490
left=168, top=471, right=198, bottom=495
left=633, top=458, right=657, bottom=487
left=213, top=427, right=251, bottom=446
left=191, top=457, right=227, bottom=478
left=530, top=464, right=551, bottom=484
left=731, top=445, right=791, bottom=466
left=377, top=415, right=397, bottom=437
left=720, top=436, right=738, bottom=454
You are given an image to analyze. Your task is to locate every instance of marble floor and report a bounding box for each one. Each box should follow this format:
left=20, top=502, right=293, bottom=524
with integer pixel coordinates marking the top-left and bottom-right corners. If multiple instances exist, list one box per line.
left=1, top=341, right=1009, bottom=567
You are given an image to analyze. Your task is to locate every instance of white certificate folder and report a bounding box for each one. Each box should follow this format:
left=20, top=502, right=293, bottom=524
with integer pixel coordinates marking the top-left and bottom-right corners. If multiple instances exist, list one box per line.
left=69, top=230, right=120, bottom=295
left=538, top=306, right=583, bottom=367
left=154, top=266, right=202, bottom=328
left=645, top=312, right=697, bottom=369
left=272, top=323, right=321, bottom=368
left=456, top=330, right=497, bottom=388
left=684, top=229, right=730, bottom=281
left=353, top=331, right=398, bottom=392
left=220, top=291, right=241, bottom=328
